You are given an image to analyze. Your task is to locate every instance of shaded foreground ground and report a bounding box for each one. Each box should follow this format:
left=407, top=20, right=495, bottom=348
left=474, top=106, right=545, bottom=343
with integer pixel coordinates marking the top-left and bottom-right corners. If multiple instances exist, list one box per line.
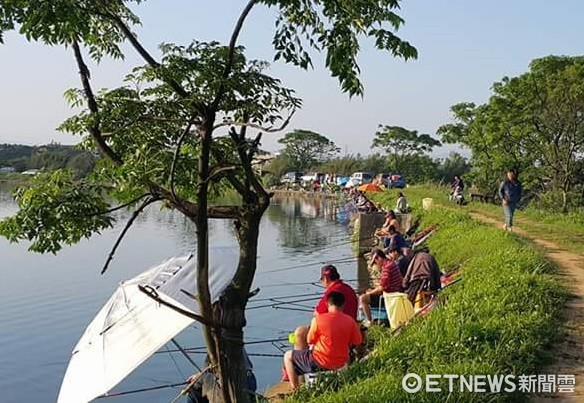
left=470, top=211, right=584, bottom=401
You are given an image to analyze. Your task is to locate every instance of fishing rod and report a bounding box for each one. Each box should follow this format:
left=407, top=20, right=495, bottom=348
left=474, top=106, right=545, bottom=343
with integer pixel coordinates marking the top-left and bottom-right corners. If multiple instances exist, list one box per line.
left=96, top=382, right=188, bottom=399
left=261, top=255, right=359, bottom=274
left=247, top=295, right=321, bottom=310
left=248, top=291, right=322, bottom=302
left=273, top=306, right=313, bottom=313
left=256, top=230, right=378, bottom=269
left=157, top=350, right=284, bottom=358
left=154, top=337, right=290, bottom=355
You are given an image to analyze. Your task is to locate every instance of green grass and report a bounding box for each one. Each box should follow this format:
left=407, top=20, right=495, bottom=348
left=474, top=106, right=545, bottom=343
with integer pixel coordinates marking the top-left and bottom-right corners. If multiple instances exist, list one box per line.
left=289, top=186, right=568, bottom=402
left=397, top=184, right=584, bottom=255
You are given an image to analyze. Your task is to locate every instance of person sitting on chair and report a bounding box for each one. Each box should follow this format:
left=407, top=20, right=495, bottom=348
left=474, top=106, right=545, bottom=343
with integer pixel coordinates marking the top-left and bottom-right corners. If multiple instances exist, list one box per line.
left=382, top=225, right=411, bottom=256
left=283, top=291, right=362, bottom=390
left=375, top=210, right=400, bottom=237
left=292, top=265, right=358, bottom=350
left=402, top=250, right=442, bottom=307
left=359, top=248, right=403, bottom=327
left=395, top=192, right=409, bottom=214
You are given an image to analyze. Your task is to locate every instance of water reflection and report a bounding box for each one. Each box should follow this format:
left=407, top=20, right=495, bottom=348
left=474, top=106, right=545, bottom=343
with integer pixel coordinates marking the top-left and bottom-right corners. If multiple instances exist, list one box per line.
left=267, top=194, right=353, bottom=250
left=0, top=188, right=360, bottom=402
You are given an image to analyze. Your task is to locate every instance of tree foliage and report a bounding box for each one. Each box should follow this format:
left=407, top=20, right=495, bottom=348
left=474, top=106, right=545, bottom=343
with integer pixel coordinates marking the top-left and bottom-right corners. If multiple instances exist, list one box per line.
left=371, top=125, right=442, bottom=174
left=435, top=152, right=471, bottom=184
left=0, top=1, right=418, bottom=400
left=278, top=129, right=339, bottom=171
left=0, top=170, right=113, bottom=253
left=439, top=56, right=584, bottom=211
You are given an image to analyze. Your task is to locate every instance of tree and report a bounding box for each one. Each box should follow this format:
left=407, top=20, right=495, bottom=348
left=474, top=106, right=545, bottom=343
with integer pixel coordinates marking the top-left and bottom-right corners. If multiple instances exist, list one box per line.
left=0, top=1, right=417, bottom=401
left=278, top=129, right=340, bottom=171
left=439, top=56, right=584, bottom=211
left=436, top=152, right=471, bottom=184
left=371, top=125, right=441, bottom=174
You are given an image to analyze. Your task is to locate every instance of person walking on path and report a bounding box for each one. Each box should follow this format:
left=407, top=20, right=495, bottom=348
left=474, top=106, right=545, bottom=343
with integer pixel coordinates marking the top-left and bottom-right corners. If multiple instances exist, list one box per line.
left=498, top=169, right=522, bottom=231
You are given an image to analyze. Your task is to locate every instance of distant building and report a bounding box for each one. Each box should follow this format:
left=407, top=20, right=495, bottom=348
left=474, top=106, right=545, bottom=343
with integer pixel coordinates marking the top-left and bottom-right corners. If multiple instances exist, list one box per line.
left=0, top=166, right=16, bottom=173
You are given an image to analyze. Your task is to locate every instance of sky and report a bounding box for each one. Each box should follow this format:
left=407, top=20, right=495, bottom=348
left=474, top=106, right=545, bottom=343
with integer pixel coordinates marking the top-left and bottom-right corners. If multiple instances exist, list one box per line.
left=1, top=0, right=583, bottom=158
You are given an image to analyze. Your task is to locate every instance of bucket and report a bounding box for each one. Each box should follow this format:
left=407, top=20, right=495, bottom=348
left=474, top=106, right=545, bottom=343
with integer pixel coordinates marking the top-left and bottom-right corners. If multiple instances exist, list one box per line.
left=422, top=198, right=434, bottom=210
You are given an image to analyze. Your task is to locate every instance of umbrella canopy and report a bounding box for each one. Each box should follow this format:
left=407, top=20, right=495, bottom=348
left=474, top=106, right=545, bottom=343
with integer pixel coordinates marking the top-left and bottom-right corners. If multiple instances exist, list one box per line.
left=357, top=183, right=384, bottom=192
left=57, top=247, right=239, bottom=403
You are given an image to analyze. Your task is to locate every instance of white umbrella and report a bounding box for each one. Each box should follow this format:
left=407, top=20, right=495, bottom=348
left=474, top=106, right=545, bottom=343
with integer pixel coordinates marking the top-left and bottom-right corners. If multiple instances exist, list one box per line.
left=57, top=247, right=239, bottom=403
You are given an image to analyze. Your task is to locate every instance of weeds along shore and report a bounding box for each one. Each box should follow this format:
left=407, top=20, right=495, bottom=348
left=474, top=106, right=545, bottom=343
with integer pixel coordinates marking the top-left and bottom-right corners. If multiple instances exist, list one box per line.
left=290, top=186, right=567, bottom=402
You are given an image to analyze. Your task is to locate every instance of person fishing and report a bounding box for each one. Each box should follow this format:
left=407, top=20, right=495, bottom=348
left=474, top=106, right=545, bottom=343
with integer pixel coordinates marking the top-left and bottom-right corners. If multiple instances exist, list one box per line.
left=359, top=248, right=403, bottom=327
left=291, top=265, right=358, bottom=350
left=402, top=249, right=442, bottom=308
left=282, top=291, right=362, bottom=390
left=395, top=192, right=409, bottom=214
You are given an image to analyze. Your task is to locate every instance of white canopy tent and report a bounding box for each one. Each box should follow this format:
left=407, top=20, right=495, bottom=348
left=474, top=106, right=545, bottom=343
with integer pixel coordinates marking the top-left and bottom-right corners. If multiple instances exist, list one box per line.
left=57, top=247, right=239, bottom=403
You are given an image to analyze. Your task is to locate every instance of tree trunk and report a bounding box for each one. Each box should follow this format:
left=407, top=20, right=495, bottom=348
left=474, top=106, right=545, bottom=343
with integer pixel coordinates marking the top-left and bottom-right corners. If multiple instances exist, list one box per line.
left=561, top=188, right=568, bottom=213
left=211, top=205, right=267, bottom=402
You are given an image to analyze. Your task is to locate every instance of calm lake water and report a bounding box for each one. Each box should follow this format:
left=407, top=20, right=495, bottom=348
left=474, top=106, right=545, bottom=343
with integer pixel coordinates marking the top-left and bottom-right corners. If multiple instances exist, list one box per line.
left=0, top=189, right=366, bottom=402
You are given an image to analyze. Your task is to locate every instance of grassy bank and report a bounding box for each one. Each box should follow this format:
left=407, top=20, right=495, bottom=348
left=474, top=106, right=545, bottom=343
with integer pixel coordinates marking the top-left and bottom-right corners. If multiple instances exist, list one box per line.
left=403, top=184, right=584, bottom=255
left=290, top=186, right=567, bottom=402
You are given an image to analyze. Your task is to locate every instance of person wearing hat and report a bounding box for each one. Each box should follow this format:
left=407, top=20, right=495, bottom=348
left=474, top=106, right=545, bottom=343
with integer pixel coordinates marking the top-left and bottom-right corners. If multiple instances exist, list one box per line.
left=359, top=248, right=404, bottom=326
left=291, top=264, right=358, bottom=350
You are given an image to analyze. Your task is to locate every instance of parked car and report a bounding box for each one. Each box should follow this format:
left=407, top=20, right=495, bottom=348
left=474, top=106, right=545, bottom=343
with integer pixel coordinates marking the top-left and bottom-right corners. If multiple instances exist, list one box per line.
left=280, top=171, right=303, bottom=184
left=387, top=174, right=407, bottom=188
left=347, top=172, right=373, bottom=187
left=300, top=172, right=325, bottom=184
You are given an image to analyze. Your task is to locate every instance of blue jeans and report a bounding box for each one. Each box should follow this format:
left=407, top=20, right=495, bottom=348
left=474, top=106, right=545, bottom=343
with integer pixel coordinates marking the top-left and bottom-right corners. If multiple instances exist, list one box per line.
left=503, top=203, right=517, bottom=227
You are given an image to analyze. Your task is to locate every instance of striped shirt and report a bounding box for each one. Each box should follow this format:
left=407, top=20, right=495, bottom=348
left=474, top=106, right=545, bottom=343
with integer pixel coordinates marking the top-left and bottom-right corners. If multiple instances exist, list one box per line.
left=379, top=259, right=403, bottom=293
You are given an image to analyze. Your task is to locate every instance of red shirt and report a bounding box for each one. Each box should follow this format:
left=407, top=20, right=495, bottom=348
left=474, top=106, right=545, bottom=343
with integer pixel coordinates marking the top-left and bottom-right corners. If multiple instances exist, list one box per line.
left=308, top=310, right=362, bottom=369
left=380, top=259, right=403, bottom=293
left=315, top=280, right=358, bottom=319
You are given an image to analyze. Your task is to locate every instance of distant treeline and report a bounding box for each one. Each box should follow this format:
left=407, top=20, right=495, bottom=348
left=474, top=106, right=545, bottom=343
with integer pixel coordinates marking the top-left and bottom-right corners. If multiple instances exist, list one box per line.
left=0, top=143, right=96, bottom=178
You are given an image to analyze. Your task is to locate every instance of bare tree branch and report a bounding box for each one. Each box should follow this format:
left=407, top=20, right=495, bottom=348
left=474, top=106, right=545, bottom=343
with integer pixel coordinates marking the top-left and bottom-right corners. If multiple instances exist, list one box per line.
left=100, top=11, right=191, bottom=99
left=205, top=166, right=238, bottom=184
left=212, top=111, right=295, bottom=132
left=228, top=126, right=269, bottom=199
left=138, top=285, right=236, bottom=329
left=210, top=0, right=258, bottom=110
left=170, top=116, right=197, bottom=201
left=101, top=196, right=161, bottom=275
left=72, top=41, right=123, bottom=166
left=84, top=193, right=152, bottom=217
left=209, top=148, right=248, bottom=196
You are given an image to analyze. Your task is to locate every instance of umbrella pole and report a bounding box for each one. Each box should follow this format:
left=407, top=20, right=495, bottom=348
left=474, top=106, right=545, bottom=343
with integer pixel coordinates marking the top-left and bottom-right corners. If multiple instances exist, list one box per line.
left=170, top=338, right=201, bottom=371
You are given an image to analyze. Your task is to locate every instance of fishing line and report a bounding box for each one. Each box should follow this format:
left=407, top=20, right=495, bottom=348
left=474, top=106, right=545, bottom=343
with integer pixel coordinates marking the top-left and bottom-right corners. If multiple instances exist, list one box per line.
left=248, top=291, right=322, bottom=302
left=95, top=382, right=188, bottom=399
left=261, top=255, right=359, bottom=274
left=256, top=277, right=359, bottom=288
left=154, top=337, right=290, bottom=356
left=164, top=344, right=187, bottom=380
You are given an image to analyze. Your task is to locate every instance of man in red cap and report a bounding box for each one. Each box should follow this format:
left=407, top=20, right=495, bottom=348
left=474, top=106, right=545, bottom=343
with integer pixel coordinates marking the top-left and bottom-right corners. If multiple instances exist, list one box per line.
left=292, top=264, right=358, bottom=350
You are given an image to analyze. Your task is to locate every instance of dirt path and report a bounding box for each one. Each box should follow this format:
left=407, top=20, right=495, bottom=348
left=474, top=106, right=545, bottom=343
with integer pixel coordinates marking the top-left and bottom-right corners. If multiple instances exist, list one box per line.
left=470, top=212, right=584, bottom=401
